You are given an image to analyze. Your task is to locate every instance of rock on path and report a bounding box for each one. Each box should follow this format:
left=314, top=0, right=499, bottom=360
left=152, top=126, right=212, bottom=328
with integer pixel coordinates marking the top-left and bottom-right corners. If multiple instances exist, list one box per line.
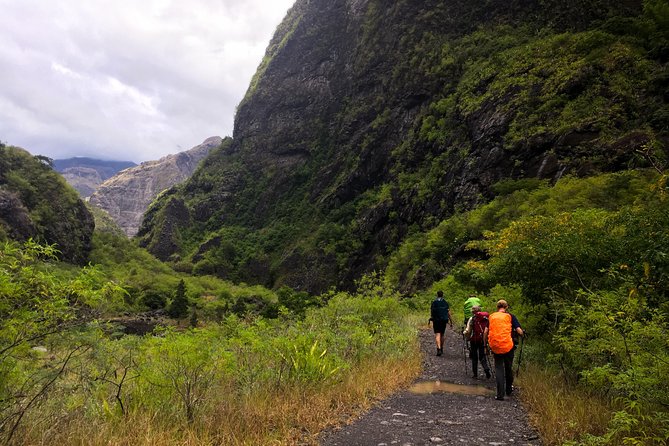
left=319, top=327, right=541, bottom=446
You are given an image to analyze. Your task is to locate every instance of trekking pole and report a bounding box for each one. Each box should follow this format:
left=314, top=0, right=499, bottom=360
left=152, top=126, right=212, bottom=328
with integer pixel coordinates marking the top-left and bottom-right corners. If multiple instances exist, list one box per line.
left=461, top=334, right=469, bottom=373
left=515, top=334, right=526, bottom=377
left=485, top=345, right=495, bottom=379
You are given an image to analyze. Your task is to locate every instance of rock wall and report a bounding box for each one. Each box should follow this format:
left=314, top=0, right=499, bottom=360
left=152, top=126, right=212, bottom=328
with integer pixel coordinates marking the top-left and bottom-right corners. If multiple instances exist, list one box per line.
left=54, top=158, right=137, bottom=198
left=90, top=137, right=221, bottom=237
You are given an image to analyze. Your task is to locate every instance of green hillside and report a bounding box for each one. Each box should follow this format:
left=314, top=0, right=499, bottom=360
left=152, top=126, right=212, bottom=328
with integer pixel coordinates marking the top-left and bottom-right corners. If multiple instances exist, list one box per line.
left=0, top=143, right=95, bottom=263
left=139, top=0, right=668, bottom=294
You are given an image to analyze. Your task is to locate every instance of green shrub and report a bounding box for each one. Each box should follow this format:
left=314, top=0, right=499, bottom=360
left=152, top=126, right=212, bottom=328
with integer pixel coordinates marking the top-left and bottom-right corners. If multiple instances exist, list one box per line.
left=141, top=291, right=167, bottom=310
left=167, top=280, right=189, bottom=319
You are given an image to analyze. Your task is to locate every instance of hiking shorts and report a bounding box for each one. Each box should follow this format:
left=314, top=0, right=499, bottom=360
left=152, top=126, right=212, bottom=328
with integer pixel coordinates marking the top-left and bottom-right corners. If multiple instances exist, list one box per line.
left=432, top=320, right=447, bottom=334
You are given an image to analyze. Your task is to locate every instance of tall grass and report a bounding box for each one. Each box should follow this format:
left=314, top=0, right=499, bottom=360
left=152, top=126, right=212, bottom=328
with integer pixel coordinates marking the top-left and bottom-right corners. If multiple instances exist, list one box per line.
left=5, top=293, right=421, bottom=445
left=518, top=364, right=613, bottom=445
left=16, top=354, right=420, bottom=446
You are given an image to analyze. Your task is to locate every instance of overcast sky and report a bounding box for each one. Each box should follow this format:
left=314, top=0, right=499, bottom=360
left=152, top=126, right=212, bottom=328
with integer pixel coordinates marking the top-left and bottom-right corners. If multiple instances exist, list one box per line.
left=0, top=0, right=295, bottom=163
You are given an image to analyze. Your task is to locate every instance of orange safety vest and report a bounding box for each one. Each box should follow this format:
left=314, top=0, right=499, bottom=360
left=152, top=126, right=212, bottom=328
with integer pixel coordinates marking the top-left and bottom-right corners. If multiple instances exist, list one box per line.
left=488, top=312, right=513, bottom=354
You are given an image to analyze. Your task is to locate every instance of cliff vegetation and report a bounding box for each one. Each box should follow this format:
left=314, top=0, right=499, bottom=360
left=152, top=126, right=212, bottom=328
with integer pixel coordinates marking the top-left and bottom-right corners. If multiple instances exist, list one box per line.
left=139, top=0, right=668, bottom=295
left=0, top=143, right=95, bottom=263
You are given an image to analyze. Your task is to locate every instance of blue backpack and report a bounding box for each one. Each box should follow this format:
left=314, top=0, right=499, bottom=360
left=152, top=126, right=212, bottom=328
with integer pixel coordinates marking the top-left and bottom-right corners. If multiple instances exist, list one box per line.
left=431, top=297, right=450, bottom=321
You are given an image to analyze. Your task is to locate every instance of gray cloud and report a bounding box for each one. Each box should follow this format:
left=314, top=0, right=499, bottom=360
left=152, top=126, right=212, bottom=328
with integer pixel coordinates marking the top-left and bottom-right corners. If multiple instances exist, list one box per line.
left=0, top=0, right=294, bottom=162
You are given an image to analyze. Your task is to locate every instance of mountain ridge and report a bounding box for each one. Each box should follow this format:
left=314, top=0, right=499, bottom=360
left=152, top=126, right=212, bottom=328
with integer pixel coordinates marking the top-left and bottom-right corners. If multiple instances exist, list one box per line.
left=0, top=144, right=95, bottom=263
left=138, top=0, right=666, bottom=293
left=54, top=158, right=137, bottom=197
left=90, top=137, right=222, bottom=237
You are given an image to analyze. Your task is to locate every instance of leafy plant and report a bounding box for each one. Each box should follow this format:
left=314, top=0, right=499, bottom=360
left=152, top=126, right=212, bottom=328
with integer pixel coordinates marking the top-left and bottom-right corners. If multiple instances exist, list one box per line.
left=0, top=240, right=124, bottom=443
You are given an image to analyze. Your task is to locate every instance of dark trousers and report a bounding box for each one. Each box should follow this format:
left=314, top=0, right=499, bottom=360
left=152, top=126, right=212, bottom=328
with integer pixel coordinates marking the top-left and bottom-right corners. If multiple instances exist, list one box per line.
left=469, top=340, right=490, bottom=376
left=493, top=349, right=515, bottom=398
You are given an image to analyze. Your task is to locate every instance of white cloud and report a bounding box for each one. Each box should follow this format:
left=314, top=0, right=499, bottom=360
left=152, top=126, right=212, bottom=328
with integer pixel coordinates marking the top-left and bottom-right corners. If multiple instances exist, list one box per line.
left=0, top=0, right=295, bottom=162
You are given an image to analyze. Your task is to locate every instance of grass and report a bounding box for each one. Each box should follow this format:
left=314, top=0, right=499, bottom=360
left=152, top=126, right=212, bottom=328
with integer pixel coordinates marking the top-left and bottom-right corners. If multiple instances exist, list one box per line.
left=517, top=363, right=613, bottom=445
left=14, top=348, right=421, bottom=446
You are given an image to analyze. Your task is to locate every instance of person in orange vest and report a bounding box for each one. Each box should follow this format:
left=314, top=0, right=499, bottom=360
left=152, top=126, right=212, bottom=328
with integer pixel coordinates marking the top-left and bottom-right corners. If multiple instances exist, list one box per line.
left=483, top=299, right=524, bottom=400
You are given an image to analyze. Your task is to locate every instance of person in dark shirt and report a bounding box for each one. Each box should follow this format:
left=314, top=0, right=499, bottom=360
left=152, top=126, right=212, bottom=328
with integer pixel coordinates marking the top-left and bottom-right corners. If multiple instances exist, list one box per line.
left=430, top=290, right=453, bottom=356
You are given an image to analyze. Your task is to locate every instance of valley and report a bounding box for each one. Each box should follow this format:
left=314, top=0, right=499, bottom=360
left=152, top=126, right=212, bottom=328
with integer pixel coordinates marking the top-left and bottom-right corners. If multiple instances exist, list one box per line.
left=1, top=0, right=668, bottom=444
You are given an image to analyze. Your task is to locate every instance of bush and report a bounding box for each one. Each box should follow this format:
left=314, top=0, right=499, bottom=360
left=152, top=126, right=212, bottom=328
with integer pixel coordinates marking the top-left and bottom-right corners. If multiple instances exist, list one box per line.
left=141, top=291, right=167, bottom=310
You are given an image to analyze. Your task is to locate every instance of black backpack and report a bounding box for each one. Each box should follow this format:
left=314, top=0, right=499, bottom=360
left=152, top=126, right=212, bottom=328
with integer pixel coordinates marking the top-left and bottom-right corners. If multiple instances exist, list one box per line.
left=431, top=298, right=450, bottom=321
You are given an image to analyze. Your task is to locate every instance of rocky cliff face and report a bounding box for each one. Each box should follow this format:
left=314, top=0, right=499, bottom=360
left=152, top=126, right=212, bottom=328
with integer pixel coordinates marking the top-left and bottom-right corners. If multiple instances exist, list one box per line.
left=90, top=137, right=221, bottom=237
left=139, top=0, right=666, bottom=293
left=60, top=167, right=103, bottom=198
left=54, top=158, right=136, bottom=198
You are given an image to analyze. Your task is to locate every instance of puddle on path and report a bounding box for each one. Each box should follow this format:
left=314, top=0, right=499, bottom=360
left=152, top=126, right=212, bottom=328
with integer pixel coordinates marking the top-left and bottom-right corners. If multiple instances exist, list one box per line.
left=409, top=380, right=494, bottom=396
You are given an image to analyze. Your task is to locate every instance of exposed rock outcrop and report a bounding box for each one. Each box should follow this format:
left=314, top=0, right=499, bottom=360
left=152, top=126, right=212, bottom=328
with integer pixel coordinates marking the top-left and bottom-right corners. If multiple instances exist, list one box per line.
left=54, top=158, right=136, bottom=198
left=60, top=167, right=102, bottom=198
left=0, top=189, right=37, bottom=240
left=90, top=137, right=221, bottom=237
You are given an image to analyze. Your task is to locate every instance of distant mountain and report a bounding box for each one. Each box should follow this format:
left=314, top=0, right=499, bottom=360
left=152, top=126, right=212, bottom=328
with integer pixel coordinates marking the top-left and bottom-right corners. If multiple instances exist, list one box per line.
left=89, top=137, right=222, bottom=237
left=0, top=144, right=95, bottom=263
left=54, top=158, right=137, bottom=197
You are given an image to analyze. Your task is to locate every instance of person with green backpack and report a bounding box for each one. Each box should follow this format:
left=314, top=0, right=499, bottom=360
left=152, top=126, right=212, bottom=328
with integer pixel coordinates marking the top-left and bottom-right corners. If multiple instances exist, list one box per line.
left=463, top=294, right=482, bottom=326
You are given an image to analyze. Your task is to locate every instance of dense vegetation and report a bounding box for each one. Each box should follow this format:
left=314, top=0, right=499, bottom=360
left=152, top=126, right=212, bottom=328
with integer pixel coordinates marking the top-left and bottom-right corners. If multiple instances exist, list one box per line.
left=5, top=169, right=669, bottom=444
left=391, top=169, right=669, bottom=444
left=0, top=144, right=95, bottom=263
left=0, top=238, right=418, bottom=445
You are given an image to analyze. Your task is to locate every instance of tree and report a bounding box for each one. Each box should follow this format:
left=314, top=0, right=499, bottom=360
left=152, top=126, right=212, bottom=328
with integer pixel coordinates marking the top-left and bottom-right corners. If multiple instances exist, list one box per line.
left=168, top=280, right=189, bottom=319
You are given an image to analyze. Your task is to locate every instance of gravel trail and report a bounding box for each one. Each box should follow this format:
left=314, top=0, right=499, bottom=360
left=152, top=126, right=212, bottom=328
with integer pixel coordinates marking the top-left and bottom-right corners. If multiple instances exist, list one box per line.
left=319, top=327, right=541, bottom=446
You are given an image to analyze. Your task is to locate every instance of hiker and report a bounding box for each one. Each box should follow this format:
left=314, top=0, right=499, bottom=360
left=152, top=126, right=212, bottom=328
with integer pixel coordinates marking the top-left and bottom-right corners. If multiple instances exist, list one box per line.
left=463, top=294, right=482, bottom=325
left=430, top=290, right=453, bottom=356
left=484, top=299, right=524, bottom=401
left=463, top=305, right=491, bottom=379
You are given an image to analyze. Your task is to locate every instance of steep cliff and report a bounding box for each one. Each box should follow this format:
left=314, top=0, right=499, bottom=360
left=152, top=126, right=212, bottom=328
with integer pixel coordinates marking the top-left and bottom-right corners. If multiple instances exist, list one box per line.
left=90, top=137, right=221, bottom=237
left=139, top=0, right=668, bottom=292
left=54, top=158, right=137, bottom=198
left=0, top=144, right=95, bottom=263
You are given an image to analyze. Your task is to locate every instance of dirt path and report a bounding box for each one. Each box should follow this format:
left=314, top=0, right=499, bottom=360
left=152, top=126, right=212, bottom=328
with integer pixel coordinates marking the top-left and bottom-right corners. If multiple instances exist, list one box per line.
left=319, top=327, right=541, bottom=446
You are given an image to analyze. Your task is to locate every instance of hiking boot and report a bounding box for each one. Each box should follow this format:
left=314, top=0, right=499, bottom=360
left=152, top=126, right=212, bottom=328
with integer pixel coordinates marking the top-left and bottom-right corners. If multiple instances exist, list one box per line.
left=506, top=386, right=514, bottom=396
left=436, top=348, right=442, bottom=356
left=495, top=396, right=504, bottom=401
left=485, top=370, right=491, bottom=379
